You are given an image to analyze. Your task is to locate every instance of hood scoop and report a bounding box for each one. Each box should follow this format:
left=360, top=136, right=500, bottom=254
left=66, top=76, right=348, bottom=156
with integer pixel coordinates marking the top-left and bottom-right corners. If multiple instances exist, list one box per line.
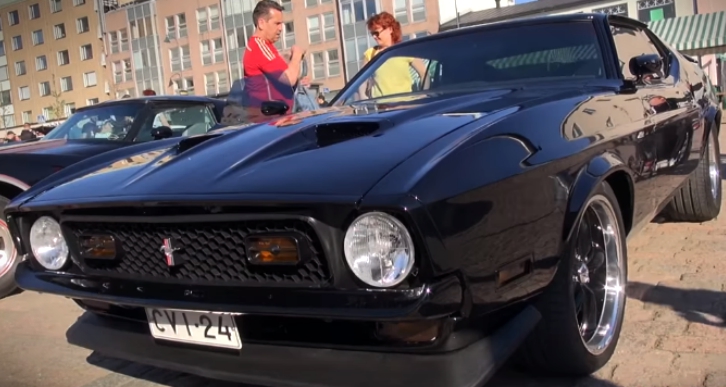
left=315, top=122, right=381, bottom=147
left=177, top=133, right=224, bottom=153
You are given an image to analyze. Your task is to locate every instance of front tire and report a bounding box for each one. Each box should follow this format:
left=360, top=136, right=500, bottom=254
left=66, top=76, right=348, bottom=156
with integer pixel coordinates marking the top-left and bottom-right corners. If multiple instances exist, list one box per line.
left=0, top=195, right=20, bottom=299
left=515, top=181, right=628, bottom=376
left=663, top=125, right=721, bottom=222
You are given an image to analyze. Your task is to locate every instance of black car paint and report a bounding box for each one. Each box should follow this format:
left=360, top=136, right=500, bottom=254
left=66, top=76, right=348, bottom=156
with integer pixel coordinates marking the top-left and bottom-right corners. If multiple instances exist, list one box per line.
left=0, top=96, right=227, bottom=196
left=5, top=13, right=723, bottom=386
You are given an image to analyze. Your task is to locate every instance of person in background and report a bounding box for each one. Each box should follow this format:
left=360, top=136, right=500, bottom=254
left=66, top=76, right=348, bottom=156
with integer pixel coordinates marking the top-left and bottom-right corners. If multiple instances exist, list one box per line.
left=243, top=0, right=308, bottom=121
left=3, top=131, right=18, bottom=143
left=358, top=12, right=427, bottom=100
left=143, top=89, right=157, bottom=96
left=317, top=95, right=327, bottom=106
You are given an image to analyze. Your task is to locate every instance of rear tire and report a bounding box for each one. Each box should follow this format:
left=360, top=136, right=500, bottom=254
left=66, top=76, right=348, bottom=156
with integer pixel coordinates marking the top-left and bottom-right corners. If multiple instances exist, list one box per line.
left=515, top=181, right=628, bottom=376
left=0, top=195, right=21, bottom=300
left=663, top=126, right=721, bottom=222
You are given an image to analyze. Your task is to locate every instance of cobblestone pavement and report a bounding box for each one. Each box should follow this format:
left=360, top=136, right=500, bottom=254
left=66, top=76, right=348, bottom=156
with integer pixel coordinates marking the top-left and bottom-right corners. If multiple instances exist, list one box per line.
left=1, top=127, right=725, bottom=387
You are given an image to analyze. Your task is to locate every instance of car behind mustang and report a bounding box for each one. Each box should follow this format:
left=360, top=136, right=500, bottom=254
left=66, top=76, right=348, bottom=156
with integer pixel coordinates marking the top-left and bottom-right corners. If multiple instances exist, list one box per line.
left=5, top=13, right=722, bottom=387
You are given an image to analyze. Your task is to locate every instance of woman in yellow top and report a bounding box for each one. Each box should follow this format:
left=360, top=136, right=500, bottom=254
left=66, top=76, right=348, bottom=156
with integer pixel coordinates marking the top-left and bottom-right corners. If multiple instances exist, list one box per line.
left=358, top=12, right=427, bottom=100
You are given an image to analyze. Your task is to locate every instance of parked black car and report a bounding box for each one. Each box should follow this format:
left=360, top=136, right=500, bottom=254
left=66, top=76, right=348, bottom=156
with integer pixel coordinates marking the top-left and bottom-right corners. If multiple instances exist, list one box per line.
left=6, top=13, right=723, bottom=386
left=0, top=95, right=228, bottom=298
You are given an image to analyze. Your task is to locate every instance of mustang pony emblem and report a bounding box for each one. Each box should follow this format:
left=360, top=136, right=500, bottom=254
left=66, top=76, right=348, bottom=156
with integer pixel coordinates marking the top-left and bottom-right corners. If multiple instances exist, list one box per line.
left=160, top=238, right=182, bottom=267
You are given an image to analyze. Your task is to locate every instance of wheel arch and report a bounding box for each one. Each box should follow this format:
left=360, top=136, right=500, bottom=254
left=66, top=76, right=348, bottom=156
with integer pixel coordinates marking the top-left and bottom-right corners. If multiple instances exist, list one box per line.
left=564, top=153, right=635, bottom=244
left=0, top=175, right=29, bottom=202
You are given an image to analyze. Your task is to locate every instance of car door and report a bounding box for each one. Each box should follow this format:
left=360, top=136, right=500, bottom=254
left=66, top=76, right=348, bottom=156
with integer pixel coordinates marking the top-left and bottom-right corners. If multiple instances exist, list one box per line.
left=609, top=22, right=699, bottom=211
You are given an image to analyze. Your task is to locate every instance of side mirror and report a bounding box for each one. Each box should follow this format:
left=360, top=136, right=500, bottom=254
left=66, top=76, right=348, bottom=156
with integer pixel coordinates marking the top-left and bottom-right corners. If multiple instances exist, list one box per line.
left=151, top=125, right=173, bottom=140
left=261, top=100, right=289, bottom=116
left=629, top=54, right=663, bottom=80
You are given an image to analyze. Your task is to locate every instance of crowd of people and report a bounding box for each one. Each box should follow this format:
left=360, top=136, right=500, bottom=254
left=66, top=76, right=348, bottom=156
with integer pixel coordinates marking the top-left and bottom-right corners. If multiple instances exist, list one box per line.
left=2, top=123, right=47, bottom=144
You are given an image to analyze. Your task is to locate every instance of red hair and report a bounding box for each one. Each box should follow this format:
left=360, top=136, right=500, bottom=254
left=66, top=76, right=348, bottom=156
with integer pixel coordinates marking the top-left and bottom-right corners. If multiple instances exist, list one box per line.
left=367, top=11, right=402, bottom=44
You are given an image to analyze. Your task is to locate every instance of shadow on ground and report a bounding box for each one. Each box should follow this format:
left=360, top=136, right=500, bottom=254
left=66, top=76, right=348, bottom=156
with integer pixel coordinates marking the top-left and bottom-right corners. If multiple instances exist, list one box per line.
left=627, top=281, right=726, bottom=327
left=86, top=351, right=623, bottom=387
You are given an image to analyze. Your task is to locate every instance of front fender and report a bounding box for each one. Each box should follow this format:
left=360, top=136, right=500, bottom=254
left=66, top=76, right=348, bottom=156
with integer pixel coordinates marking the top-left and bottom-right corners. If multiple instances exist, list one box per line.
left=564, top=152, right=634, bottom=243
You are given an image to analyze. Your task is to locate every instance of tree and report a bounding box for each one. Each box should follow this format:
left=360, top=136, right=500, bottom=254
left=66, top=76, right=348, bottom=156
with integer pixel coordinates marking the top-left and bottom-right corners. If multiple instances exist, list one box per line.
left=49, top=74, right=66, bottom=120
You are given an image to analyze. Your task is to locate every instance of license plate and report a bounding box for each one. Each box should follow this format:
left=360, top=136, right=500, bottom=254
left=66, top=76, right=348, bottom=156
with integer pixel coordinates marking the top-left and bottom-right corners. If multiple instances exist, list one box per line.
left=145, top=308, right=242, bottom=350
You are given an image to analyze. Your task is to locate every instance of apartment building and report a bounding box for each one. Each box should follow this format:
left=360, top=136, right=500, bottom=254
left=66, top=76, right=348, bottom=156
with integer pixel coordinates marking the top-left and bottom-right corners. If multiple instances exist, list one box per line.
left=0, top=0, right=109, bottom=128
left=101, top=0, right=440, bottom=101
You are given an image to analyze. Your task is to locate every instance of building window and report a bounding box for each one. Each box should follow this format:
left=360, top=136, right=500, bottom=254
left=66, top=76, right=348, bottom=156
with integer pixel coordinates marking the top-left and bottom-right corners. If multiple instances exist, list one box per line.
left=0, top=42, right=5, bottom=57
left=35, top=55, right=47, bottom=71
left=18, top=86, right=30, bottom=100
left=12, top=36, right=22, bottom=51
left=394, top=0, right=407, bottom=24
left=201, top=38, right=223, bottom=65
left=8, top=10, right=19, bottom=26
left=0, top=66, right=8, bottom=81
left=307, top=16, right=321, bottom=44
left=32, top=30, right=44, bottom=45
left=109, top=31, right=119, bottom=53
left=29, top=3, right=40, bottom=19
left=83, top=71, right=97, bottom=87
left=0, top=90, right=10, bottom=105
left=593, top=3, right=628, bottom=16
left=205, top=73, right=215, bottom=95
left=39, top=81, right=51, bottom=97
left=328, top=49, right=340, bottom=76
left=22, top=111, right=32, bottom=124
left=197, top=5, right=220, bottom=33
left=54, top=23, right=66, bottom=39
left=43, top=107, right=52, bottom=119
left=166, top=13, right=187, bottom=40
left=119, top=29, right=129, bottom=51
left=636, top=0, right=675, bottom=22
left=57, top=50, right=70, bottom=65
left=411, top=0, right=425, bottom=22
left=14, top=61, right=26, bottom=76
left=170, top=45, right=192, bottom=71
left=218, top=71, right=229, bottom=94
left=80, top=44, right=93, bottom=61
left=50, top=0, right=62, bottom=13
left=73, top=0, right=85, bottom=6
left=60, top=76, right=73, bottom=92
left=284, top=22, right=295, bottom=48
left=87, top=98, right=99, bottom=105
left=306, top=0, right=317, bottom=7
left=76, top=16, right=90, bottom=33
left=130, top=16, right=154, bottom=39
left=312, top=52, right=325, bottom=79
left=323, top=12, right=335, bottom=40
left=172, top=77, right=195, bottom=95
left=2, top=115, right=15, bottom=128
left=64, top=103, right=75, bottom=117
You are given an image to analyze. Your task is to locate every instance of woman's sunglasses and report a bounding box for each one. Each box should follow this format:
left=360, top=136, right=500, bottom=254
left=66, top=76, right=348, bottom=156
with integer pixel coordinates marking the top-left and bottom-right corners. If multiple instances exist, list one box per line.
left=370, top=29, right=383, bottom=37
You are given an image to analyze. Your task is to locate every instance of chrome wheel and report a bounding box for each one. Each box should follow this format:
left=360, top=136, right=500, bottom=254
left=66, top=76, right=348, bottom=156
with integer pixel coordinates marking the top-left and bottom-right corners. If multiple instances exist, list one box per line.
left=0, top=220, right=17, bottom=278
left=707, top=129, right=720, bottom=200
left=572, top=195, right=626, bottom=355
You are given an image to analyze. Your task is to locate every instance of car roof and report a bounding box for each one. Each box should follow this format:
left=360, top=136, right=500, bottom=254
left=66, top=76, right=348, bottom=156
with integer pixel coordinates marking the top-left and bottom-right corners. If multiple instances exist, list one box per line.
left=395, top=12, right=644, bottom=48
left=73, top=95, right=225, bottom=114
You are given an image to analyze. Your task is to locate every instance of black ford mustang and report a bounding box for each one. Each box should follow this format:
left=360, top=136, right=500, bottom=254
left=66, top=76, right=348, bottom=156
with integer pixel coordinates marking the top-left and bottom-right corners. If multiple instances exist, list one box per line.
left=0, top=95, right=229, bottom=298
left=6, top=13, right=722, bottom=387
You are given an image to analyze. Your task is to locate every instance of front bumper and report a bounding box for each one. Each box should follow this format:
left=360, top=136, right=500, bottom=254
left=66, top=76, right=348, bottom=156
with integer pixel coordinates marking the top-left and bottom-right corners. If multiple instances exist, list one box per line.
left=68, top=305, right=541, bottom=387
left=14, top=261, right=462, bottom=320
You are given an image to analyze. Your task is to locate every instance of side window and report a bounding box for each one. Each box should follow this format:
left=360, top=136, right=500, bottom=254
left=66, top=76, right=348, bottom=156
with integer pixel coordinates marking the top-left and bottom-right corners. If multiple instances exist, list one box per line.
left=610, top=25, right=662, bottom=81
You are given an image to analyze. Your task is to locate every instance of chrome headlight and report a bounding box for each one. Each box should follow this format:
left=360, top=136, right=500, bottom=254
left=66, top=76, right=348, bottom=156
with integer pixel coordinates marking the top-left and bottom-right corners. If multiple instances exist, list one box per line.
left=29, top=216, right=69, bottom=271
left=343, top=212, right=415, bottom=288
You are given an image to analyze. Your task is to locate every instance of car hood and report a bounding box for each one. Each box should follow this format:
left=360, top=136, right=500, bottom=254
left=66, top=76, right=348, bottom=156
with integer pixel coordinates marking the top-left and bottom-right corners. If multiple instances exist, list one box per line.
left=22, top=87, right=568, bottom=205
left=0, top=138, right=126, bottom=157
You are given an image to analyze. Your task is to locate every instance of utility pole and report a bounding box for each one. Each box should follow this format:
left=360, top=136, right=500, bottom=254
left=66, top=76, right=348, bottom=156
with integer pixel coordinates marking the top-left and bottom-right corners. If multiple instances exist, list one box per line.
left=454, top=0, right=460, bottom=28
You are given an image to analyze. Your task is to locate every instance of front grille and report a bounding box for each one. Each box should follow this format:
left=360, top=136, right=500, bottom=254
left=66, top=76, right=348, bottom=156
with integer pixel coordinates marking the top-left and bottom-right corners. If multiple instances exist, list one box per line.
left=63, top=219, right=331, bottom=286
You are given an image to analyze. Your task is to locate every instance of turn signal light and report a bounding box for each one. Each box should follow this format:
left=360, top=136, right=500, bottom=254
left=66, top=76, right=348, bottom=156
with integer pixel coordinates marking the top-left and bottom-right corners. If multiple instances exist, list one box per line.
left=78, top=234, right=118, bottom=259
left=246, top=235, right=300, bottom=264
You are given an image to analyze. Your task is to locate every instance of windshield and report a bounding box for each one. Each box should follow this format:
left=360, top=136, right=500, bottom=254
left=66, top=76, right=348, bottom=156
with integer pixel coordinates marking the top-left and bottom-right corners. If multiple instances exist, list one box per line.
left=333, top=21, right=606, bottom=105
left=42, top=103, right=142, bottom=141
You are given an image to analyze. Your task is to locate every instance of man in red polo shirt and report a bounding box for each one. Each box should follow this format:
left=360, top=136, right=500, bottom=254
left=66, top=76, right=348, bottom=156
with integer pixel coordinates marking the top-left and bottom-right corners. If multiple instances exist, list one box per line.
left=243, top=0, right=306, bottom=121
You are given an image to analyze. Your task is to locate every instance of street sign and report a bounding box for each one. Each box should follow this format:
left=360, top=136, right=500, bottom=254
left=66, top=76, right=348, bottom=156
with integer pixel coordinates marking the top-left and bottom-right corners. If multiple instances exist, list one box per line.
left=37, top=115, right=46, bottom=123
